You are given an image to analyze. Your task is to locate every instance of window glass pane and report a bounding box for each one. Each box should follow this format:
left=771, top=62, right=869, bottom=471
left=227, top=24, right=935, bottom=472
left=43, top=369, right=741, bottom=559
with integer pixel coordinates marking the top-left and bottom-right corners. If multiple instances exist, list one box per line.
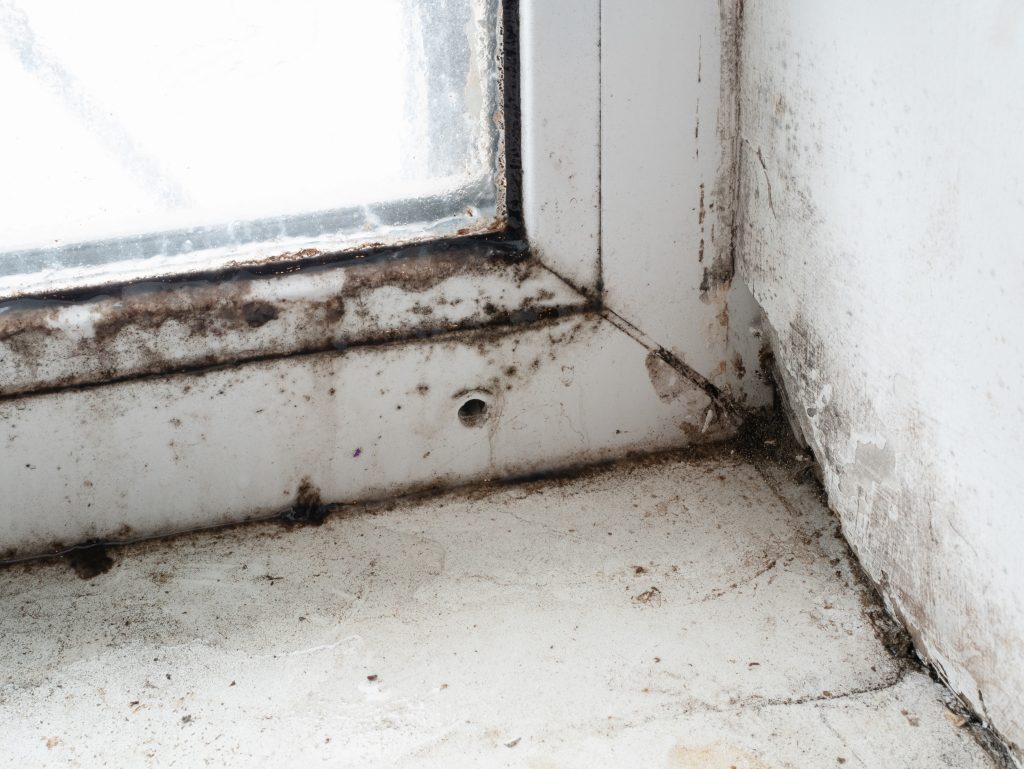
left=0, top=0, right=503, bottom=295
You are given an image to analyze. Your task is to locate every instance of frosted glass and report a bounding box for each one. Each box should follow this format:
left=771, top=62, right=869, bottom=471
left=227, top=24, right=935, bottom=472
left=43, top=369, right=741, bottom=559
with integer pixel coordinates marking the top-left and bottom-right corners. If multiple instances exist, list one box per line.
left=0, top=0, right=502, bottom=294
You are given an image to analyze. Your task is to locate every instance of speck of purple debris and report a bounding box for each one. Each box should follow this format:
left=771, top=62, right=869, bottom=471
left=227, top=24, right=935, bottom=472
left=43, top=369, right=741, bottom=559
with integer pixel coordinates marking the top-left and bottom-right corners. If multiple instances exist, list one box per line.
left=353, top=448, right=362, bottom=458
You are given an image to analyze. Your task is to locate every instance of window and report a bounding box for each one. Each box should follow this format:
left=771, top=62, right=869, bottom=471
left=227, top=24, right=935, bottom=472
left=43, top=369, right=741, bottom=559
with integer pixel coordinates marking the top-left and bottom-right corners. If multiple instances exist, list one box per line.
left=2, top=0, right=659, bottom=560
left=0, top=0, right=505, bottom=297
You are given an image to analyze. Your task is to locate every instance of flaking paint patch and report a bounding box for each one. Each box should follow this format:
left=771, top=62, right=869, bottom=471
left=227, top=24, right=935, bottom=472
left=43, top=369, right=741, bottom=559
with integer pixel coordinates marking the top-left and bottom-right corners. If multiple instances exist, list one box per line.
left=757, top=315, right=1021, bottom=765
left=852, top=440, right=897, bottom=485
left=646, top=350, right=690, bottom=402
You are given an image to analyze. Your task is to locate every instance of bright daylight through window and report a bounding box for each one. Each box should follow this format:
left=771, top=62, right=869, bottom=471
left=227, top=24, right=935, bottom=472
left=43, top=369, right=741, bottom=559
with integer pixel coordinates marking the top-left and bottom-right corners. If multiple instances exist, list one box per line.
left=0, top=0, right=504, bottom=296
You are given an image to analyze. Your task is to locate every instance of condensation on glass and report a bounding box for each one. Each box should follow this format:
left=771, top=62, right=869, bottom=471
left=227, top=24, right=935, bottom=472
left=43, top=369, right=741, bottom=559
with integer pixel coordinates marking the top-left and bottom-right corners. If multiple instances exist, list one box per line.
left=0, top=0, right=504, bottom=296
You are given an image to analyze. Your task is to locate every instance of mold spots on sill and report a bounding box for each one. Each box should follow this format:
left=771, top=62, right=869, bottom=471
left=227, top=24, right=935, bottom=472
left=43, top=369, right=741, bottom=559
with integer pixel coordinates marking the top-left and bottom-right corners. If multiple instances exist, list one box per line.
left=279, top=479, right=332, bottom=526
left=62, top=541, right=114, bottom=580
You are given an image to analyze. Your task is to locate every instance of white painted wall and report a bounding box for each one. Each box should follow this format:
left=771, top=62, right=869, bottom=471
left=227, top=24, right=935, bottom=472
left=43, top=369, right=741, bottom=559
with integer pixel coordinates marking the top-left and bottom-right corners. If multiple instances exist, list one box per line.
left=738, top=1, right=1024, bottom=760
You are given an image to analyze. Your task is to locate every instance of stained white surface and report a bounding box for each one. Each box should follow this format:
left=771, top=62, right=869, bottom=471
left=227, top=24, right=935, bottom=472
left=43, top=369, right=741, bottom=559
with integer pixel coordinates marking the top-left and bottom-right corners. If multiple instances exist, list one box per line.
left=599, top=0, right=770, bottom=409
left=0, top=453, right=997, bottom=767
left=0, top=314, right=729, bottom=557
left=0, top=253, right=583, bottom=396
left=738, top=0, right=1024, bottom=761
left=520, top=0, right=601, bottom=292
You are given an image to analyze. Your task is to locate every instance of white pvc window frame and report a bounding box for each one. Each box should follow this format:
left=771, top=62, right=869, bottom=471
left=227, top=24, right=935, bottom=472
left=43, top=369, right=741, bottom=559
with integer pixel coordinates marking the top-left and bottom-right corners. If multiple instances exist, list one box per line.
left=0, top=1, right=768, bottom=560
left=0, top=0, right=603, bottom=394
left=520, top=0, right=602, bottom=296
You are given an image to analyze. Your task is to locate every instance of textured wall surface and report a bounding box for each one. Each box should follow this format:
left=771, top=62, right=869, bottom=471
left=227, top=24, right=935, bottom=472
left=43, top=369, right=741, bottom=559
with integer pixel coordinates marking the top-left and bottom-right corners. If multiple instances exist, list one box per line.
left=738, top=1, right=1024, bottom=761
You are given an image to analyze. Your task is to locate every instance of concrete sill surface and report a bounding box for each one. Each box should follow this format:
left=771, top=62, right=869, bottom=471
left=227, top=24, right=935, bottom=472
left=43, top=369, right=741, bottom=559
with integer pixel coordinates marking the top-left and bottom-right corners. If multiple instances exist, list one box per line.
left=0, top=450, right=1004, bottom=768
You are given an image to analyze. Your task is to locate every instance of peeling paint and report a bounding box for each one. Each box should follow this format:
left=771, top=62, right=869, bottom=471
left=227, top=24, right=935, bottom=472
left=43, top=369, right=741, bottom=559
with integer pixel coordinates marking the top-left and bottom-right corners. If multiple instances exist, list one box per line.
left=645, top=351, right=690, bottom=403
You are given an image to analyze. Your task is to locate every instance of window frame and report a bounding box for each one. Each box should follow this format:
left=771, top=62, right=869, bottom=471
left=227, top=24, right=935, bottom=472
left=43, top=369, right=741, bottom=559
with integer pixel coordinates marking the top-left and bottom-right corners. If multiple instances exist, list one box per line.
left=0, top=0, right=771, bottom=562
left=0, top=0, right=601, bottom=398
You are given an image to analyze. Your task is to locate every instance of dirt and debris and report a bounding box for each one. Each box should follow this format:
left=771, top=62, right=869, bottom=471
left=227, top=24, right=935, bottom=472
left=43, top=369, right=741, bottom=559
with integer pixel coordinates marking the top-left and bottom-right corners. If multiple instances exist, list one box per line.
left=733, top=352, right=746, bottom=379
left=645, top=347, right=737, bottom=428
left=62, top=541, right=114, bottom=580
left=632, top=586, right=664, bottom=606
left=0, top=420, right=810, bottom=576
left=0, top=245, right=581, bottom=399
left=241, top=300, right=280, bottom=328
left=699, top=259, right=736, bottom=302
left=279, top=479, right=332, bottom=526
left=859, top=587, right=916, bottom=662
